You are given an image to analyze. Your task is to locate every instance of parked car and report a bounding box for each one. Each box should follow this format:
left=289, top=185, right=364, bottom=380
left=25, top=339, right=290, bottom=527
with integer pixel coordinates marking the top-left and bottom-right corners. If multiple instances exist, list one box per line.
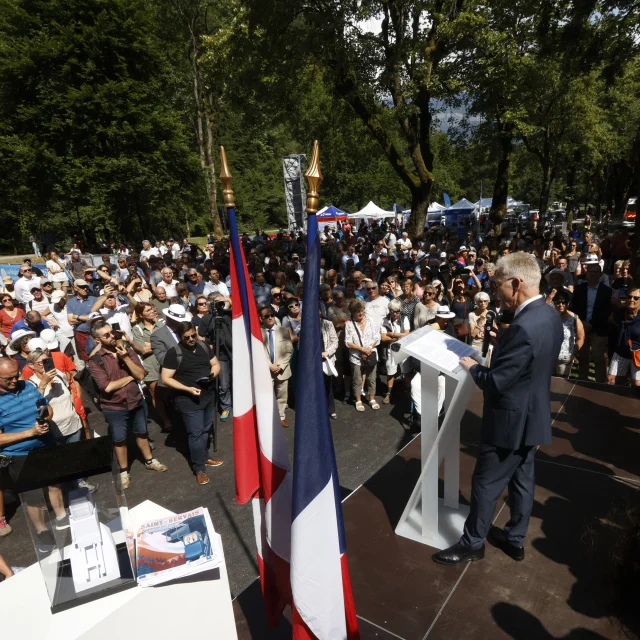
left=623, top=197, right=636, bottom=227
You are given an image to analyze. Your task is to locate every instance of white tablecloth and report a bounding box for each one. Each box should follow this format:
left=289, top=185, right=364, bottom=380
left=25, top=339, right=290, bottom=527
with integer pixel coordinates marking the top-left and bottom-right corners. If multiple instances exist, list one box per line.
left=0, top=500, right=238, bottom=640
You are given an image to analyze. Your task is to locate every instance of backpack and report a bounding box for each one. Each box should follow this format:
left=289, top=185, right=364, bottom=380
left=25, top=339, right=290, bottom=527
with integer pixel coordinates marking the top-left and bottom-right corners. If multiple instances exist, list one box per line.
left=167, top=341, right=210, bottom=371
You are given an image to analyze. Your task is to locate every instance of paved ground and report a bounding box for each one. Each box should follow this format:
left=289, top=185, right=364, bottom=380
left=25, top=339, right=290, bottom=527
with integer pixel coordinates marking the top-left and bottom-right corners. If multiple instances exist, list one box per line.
left=0, top=378, right=418, bottom=598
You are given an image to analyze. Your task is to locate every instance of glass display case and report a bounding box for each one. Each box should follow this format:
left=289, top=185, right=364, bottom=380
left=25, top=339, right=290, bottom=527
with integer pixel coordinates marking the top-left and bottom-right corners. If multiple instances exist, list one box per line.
left=15, top=436, right=136, bottom=613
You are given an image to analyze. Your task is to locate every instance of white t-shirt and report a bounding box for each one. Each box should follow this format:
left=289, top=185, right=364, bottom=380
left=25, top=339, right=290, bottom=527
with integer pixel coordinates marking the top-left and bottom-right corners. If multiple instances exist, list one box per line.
left=45, top=259, right=68, bottom=282
left=29, top=375, right=81, bottom=437
left=100, top=304, right=133, bottom=340
left=203, top=281, right=229, bottom=297
left=140, top=247, right=161, bottom=260
left=50, top=304, right=74, bottom=338
left=365, top=296, right=390, bottom=333
left=14, top=276, right=41, bottom=303
left=170, top=244, right=181, bottom=258
left=384, top=232, right=397, bottom=246
left=27, top=297, right=52, bottom=318
left=159, top=280, right=179, bottom=298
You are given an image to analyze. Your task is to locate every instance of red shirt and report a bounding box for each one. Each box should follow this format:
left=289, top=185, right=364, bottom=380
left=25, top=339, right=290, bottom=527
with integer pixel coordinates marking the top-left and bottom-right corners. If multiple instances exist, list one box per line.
left=0, top=308, right=25, bottom=338
left=22, top=352, right=76, bottom=380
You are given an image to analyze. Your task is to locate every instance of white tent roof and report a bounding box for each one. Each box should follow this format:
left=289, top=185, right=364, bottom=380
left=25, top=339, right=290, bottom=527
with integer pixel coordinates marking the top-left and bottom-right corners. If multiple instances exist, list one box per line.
left=428, top=202, right=446, bottom=212
left=350, top=201, right=395, bottom=219
left=449, top=198, right=476, bottom=210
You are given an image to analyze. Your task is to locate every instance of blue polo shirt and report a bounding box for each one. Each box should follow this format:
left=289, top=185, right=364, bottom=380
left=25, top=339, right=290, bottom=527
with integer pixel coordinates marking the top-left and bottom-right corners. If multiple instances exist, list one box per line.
left=67, top=294, right=99, bottom=332
left=0, top=382, right=53, bottom=456
left=10, top=318, right=51, bottom=337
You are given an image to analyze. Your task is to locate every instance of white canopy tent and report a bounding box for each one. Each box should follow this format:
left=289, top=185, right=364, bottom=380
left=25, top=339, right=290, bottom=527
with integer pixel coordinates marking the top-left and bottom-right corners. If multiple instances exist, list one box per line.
left=349, top=201, right=396, bottom=219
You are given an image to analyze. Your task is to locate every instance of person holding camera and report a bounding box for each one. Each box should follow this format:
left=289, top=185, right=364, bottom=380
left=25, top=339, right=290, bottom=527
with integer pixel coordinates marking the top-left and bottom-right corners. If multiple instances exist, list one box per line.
left=0, top=356, right=60, bottom=540
left=87, top=320, right=167, bottom=490
left=161, top=322, right=223, bottom=486
left=197, top=294, right=232, bottom=422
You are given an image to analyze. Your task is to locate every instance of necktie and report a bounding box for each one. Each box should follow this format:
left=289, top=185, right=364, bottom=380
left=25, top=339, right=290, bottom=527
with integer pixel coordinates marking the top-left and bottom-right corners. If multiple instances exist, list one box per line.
left=269, top=329, right=275, bottom=364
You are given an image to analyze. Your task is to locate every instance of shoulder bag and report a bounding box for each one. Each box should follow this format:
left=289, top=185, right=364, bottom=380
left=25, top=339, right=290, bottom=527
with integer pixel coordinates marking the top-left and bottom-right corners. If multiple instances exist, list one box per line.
left=351, top=319, right=378, bottom=367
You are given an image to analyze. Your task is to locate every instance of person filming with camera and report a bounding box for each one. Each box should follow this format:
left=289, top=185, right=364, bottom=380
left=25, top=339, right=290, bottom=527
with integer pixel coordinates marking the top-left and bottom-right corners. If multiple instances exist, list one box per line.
left=197, top=293, right=232, bottom=422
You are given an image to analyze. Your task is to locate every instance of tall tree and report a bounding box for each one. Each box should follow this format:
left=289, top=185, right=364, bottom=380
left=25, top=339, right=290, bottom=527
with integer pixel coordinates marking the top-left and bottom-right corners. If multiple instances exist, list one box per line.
left=240, top=0, right=482, bottom=238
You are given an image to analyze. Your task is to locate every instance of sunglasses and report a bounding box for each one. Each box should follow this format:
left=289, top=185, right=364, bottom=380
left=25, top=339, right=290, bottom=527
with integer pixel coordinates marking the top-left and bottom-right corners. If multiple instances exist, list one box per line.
left=101, top=331, right=115, bottom=338
left=288, top=304, right=299, bottom=309
left=629, top=295, right=640, bottom=301
left=183, top=334, right=197, bottom=340
left=76, top=285, right=89, bottom=289
left=366, top=287, right=377, bottom=291
left=272, top=293, right=281, bottom=297
left=22, top=269, right=32, bottom=273
left=424, top=291, right=434, bottom=296
left=261, top=313, right=275, bottom=319
left=0, top=373, right=19, bottom=382
left=197, top=302, right=208, bottom=306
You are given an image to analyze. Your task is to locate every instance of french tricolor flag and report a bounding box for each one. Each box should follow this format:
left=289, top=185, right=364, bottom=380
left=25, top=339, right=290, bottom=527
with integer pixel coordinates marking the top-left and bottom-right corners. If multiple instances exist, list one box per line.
left=291, top=211, right=360, bottom=639
left=228, top=202, right=293, bottom=626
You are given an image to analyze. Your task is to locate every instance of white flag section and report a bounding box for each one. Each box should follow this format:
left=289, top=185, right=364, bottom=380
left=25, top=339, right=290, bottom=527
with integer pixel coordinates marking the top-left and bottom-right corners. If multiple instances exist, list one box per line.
left=291, top=477, right=347, bottom=640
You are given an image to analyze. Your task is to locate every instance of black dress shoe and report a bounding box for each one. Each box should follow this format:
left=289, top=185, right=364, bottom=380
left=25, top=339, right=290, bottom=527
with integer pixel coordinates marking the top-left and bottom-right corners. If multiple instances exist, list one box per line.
left=488, top=527, right=525, bottom=561
left=432, top=542, right=485, bottom=565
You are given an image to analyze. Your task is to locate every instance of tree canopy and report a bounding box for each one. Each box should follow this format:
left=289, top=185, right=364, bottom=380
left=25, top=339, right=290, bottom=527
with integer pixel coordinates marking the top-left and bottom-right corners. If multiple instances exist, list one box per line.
left=0, top=0, right=639, bottom=251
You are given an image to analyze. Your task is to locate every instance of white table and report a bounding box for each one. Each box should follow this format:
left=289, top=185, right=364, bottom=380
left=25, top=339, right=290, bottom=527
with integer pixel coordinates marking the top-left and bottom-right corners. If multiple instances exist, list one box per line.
left=0, top=500, right=238, bottom=640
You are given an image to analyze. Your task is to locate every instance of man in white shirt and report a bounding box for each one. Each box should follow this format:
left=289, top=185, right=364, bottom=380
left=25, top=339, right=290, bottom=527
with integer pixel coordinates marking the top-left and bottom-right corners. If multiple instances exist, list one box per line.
left=399, top=231, right=413, bottom=252
left=91, top=288, right=134, bottom=340
left=364, top=282, right=389, bottom=332
left=383, top=225, right=397, bottom=249
left=341, top=245, right=359, bottom=275
left=140, top=240, right=160, bottom=261
left=14, top=264, right=41, bottom=304
left=26, top=284, right=57, bottom=327
left=167, top=238, right=181, bottom=260
left=159, top=267, right=179, bottom=298
left=203, top=268, right=229, bottom=297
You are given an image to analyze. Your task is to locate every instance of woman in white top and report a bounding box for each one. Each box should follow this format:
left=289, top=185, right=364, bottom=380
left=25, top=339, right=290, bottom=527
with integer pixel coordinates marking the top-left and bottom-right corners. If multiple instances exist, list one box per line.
left=552, top=292, right=585, bottom=377
left=27, top=349, right=83, bottom=443
left=380, top=299, right=410, bottom=404
left=45, top=251, right=69, bottom=293
left=468, top=292, right=491, bottom=355
left=344, top=299, right=381, bottom=411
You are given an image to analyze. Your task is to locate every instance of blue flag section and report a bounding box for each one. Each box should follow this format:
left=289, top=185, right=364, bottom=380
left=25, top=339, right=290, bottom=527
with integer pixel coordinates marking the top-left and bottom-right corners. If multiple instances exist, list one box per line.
left=291, top=213, right=345, bottom=548
left=290, top=212, right=359, bottom=639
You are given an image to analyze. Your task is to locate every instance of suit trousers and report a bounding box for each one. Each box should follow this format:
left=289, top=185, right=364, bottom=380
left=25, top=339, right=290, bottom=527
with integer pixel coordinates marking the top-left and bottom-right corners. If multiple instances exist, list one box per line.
left=273, top=377, right=288, bottom=420
left=461, top=443, right=536, bottom=549
left=578, top=329, right=607, bottom=383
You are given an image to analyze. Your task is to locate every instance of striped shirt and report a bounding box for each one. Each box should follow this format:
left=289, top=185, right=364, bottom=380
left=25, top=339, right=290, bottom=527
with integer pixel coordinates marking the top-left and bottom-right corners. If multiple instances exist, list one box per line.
left=0, top=381, right=53, bottom=456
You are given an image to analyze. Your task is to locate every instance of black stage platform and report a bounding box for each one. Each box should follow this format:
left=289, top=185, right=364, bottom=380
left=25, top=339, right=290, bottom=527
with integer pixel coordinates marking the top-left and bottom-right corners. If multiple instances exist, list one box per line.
left=234, top=378, right=640, bottom=639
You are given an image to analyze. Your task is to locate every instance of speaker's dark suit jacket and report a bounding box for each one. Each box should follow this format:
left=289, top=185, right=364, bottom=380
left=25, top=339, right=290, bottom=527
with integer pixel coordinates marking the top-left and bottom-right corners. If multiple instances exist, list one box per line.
left=470, top=297, right=563, bottom=450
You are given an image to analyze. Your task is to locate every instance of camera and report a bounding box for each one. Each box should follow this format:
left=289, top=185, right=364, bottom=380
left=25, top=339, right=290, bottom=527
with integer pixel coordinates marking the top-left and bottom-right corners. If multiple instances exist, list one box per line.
left=36, top=398, right=48, bottom=425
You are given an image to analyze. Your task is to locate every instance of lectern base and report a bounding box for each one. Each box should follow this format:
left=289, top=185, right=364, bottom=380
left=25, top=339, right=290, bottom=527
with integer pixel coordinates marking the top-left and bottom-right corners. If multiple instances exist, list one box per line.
left=395, top=499, right=470, bottom=551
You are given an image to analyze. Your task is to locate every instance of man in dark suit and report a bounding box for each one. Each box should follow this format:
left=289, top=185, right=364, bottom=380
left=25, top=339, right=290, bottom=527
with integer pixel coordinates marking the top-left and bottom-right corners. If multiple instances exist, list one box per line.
left=570, top=258, right=612, bottom=383
left=433, top=253, right=563, bottom=565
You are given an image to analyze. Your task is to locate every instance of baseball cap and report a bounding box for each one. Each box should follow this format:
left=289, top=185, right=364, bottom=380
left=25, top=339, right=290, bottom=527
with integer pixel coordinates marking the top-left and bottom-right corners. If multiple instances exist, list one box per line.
left=29, top=284, right=41, bottom=291
left=40, top=328, right=59, bottom=350
left=51, top=290, right=65, bottom=302
left=87, top=311, right=103, bottom=324
left=74, top=279, right=89, bottom=287
left=440, top=251, right=447, bottom=259
left=2, top=276, right=13, bottom=284
left=458, top=245, right=468, bottom=252
left=27, top=337, right=47, bottom=352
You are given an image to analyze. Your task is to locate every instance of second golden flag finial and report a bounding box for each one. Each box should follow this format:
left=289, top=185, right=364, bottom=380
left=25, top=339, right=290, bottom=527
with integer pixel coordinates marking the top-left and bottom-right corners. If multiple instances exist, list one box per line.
left=304, top=140, right=323, bottom=215
left=219, top=146, right=235, bottom=209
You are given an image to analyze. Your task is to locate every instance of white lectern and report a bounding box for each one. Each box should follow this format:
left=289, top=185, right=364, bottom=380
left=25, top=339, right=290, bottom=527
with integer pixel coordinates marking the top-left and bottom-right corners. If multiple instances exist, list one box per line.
left=391, top=325, right=479, bottom=550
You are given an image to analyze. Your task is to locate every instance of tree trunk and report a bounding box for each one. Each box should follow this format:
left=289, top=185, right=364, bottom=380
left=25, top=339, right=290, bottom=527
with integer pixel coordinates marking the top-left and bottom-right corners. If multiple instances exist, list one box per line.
left=407, top=185, right=431, bottom=239
left=185, top=209, right=191, bottom=238
left=564, top=154, right=578, bottom=230
left=204, top=97, right=223, bottom=237
left=539, top=160, right=554, bottom=215
left=489, top=130, right=513, bottom=236
left=189, top=28, right=223, bottom=240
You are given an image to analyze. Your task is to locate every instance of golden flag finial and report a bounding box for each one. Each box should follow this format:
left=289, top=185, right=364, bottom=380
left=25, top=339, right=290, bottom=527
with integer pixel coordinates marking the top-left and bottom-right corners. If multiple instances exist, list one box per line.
left=304, top=140, right=323, bottom=214
left=219, top=146, right=235, bottom=209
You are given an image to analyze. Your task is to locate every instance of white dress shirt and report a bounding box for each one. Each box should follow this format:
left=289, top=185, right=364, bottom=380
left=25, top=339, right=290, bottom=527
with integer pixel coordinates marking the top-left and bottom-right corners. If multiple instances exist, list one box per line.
left=514, top=294, right=543, bottom=318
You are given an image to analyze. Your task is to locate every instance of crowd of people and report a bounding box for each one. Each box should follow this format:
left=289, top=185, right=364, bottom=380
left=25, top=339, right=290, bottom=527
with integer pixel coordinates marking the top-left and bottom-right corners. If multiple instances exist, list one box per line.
left=0, top=219, right=637, bottom=566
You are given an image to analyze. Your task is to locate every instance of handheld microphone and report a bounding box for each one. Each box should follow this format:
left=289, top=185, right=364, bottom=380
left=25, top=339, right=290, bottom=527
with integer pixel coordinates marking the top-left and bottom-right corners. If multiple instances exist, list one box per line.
left=482, top=310, right=497, bottom=358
